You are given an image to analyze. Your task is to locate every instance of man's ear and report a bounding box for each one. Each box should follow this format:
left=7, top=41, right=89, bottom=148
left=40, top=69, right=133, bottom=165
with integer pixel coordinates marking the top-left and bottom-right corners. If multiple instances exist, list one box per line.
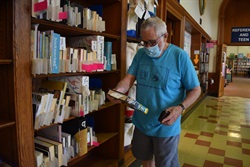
left=164, top=33, right=168, bottom=41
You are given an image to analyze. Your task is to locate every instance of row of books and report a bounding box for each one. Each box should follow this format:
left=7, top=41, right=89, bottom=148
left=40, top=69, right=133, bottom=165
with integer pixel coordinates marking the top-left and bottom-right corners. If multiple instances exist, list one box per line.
left=199, top=63, right=209, bottom=73
left=35, top=122, right=97, bottom=167
left=33, top=79, right=67, bottom=129
left=199, top=52, right=209, bottom=63
left=31, top=25, right=116, bottom=74
left=32, top=0, right=105, bottom=32
left=33, top=76, right=106, bottom=130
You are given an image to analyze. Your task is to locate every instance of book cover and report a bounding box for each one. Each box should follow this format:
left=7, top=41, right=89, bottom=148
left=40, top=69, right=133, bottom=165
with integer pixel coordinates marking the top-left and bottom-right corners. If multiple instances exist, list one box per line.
left=37, top=124, right=62, bottom=142
left=43, top=30, right=54, bottom=74
left=108, top=89, right=148, bottom=114
left=68, top=76, right=89, bottom=94
left=62, top=117, right=88, bottom=156
left=31, top=24, right=39, bottom=59
left=104, top=41, right=112, bottom=71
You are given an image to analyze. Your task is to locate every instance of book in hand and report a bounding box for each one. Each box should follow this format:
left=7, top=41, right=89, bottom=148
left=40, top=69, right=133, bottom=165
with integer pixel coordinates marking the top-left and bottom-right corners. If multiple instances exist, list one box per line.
left=108, top=89, right=148, bottom=114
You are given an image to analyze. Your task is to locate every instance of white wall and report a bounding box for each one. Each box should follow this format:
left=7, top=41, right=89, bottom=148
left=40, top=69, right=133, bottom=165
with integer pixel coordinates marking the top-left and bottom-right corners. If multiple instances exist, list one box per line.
left=180, top=0, right=223, bottom=72
left=227, top=46, right=250, bottom=57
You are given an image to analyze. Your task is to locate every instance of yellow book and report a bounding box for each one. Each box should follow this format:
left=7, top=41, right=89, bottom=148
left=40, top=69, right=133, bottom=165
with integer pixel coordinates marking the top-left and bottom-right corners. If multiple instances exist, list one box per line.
left=74, top=128, right=88, bottom=156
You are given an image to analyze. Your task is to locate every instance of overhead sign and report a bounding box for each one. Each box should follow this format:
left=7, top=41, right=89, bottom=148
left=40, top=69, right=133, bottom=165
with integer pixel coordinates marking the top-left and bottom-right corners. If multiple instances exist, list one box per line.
left=231, top=27, right=250, bottom=43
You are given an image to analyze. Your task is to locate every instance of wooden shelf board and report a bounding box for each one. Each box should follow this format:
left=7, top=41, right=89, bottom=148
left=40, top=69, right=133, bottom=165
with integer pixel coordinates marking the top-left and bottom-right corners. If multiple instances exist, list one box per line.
left=0, top=120, right=16, bottom=129
left=32, top=70, right=120, bottom=79
left=70, top=157, right=118, bottom=167
left=35, top=102, right=116, bottom=131
left=68, top=132, right=118, bottom=166
left=95, top=132, right=118, bottom=144
left=31, top=18, right=120, bottom=40
left=0, top=59, right=12, bottom=64
left=127, top=36, right=141, bottom=43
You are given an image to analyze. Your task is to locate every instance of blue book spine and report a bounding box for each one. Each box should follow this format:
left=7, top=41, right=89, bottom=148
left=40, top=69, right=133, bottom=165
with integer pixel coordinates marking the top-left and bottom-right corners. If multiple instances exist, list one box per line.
left=51, top=33, right=60, bottom=74
left=104, top=41, right=112, bottom=71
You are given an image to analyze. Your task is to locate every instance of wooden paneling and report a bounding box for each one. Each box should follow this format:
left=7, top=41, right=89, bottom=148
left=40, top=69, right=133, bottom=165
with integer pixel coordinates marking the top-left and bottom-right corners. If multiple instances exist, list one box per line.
left=223, top=0, right=250, bottom=45
left=190, top=33, right=202, bottom=65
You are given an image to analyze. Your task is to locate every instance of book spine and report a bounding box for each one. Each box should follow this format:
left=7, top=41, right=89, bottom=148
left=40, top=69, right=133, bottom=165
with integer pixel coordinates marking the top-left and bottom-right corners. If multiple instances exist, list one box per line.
left=104, top=41, right=112, bottom=71
left=51, top=32, right=61, bottom=73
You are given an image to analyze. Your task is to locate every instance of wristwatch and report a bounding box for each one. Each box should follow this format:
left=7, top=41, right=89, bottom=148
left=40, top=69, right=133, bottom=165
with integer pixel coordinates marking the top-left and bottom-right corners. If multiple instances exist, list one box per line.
left=179, top=103, right=186, bottom=113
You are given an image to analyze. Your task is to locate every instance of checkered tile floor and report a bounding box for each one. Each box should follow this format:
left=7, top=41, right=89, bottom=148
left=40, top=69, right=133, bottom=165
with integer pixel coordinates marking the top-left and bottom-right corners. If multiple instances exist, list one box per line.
left=179, top=96, right=250, bottom=167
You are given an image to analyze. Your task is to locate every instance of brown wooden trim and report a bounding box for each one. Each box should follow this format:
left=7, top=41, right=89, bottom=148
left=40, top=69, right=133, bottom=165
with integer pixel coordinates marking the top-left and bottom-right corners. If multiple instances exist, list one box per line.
left=13, top=0, right=36, bottom=166
left=166, top=0, right=185, bottom=20
left=157, top=0, right=167, bottom=21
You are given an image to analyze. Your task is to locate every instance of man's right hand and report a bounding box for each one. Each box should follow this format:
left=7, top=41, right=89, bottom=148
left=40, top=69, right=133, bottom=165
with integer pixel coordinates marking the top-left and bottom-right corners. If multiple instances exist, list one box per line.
left=107, top=94, right=122, bottom=104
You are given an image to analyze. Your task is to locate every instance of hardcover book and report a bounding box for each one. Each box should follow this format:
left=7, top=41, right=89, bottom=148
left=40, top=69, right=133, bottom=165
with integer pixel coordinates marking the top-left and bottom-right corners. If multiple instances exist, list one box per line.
left=108, top=89, right=148, bottom=114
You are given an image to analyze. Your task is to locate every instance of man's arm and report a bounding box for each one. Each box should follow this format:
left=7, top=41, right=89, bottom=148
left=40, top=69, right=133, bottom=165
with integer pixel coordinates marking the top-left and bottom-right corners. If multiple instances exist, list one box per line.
left=114, top=74, right=136, bottom=93
left=161, top=85, right=201, bottom=125
left=107, top=74, right=136, bottom=104
left=181, top=85, right=201, bottom=111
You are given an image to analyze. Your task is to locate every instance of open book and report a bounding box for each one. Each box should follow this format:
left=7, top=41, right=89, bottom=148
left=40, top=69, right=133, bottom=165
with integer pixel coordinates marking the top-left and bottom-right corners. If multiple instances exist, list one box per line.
left=108, top=89, right=148, bottom=114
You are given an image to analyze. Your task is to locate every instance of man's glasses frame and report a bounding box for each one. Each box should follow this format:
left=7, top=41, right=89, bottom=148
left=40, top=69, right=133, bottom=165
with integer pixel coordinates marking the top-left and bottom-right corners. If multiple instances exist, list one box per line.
left=140, top=34, right=165, bottom=47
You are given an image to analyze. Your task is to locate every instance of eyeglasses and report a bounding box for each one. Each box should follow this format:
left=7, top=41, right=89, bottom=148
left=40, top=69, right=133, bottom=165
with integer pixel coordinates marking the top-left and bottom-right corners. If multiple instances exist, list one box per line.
left=140, top=34, right=165, bottom=47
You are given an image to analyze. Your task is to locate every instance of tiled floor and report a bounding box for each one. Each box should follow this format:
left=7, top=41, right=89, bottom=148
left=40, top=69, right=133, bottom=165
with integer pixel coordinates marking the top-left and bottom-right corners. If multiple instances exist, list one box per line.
left=179, top=96, right=250, bottom=167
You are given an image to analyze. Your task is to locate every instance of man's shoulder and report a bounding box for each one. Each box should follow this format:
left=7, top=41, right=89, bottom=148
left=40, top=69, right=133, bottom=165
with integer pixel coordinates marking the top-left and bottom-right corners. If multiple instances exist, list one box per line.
left=134, top=48, right=145, bottom=59
left=137, top=48, right=145, bottom=54
left=169, top=44, right=184, bottom=52
left=168, top=44, right=188, bottom=57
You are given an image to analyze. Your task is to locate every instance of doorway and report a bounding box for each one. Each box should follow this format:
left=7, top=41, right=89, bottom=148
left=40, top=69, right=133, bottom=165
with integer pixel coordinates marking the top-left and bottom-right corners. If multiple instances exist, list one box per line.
left=224, top=45, right=250, bottom=98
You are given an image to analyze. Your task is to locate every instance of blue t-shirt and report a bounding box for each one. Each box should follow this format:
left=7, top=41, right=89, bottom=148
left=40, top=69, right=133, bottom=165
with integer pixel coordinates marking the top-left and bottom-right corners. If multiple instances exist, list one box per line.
left=127, top=44, right=200, bottom=137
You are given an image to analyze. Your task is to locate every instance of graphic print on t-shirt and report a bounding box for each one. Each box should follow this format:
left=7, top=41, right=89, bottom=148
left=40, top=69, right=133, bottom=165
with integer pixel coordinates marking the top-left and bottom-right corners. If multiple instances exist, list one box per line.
left=137, top=64, right=169, bottom=89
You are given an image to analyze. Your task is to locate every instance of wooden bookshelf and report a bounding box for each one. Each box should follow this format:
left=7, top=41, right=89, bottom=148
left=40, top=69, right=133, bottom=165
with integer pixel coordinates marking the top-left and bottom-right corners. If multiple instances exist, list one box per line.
left=0, top=0, right=35, bottom=166
left=0, top=0, right=127, bottom=166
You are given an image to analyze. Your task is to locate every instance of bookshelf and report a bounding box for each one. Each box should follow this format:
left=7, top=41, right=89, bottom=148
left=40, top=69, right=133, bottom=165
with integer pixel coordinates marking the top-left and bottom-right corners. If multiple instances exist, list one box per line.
left=0, top=0, right=127, bottom=166
left=233, top=58, right=250, bottom=76
left=0, top=0, right=35, bottom=166
left=199, top=41, right=210, bottom=93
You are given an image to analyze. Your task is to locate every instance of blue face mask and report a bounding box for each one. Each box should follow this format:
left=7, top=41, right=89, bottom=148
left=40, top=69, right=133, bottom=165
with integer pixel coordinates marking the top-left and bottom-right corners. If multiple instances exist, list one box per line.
left=144, top=44, right=162, bottom=58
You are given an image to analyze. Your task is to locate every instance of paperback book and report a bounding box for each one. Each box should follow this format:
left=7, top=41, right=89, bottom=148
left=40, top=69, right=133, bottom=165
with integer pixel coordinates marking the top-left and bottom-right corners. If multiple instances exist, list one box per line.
left=108, top=89, right=148, bottom=114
